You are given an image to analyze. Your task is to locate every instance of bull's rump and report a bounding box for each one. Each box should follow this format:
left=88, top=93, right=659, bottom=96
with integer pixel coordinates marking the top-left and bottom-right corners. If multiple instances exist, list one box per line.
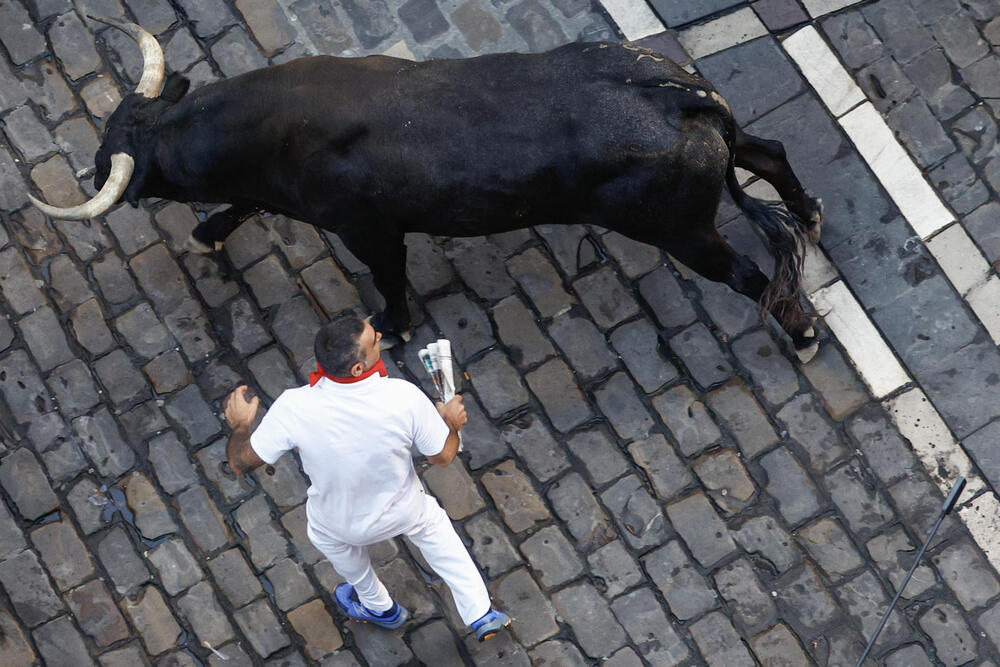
left=164, top=43, right=723, bottom=231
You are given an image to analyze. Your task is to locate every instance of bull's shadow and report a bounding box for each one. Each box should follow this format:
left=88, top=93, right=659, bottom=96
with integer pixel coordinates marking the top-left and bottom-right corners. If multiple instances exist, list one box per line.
left=27, top=18, right=823, bottom=361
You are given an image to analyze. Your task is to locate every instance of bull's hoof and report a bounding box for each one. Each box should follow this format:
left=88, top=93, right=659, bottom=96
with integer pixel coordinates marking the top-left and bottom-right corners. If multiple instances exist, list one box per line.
left=378, top=329, right=411, bottom=350
left=185, top=234, right=223, bottom=254
left=806, top=198, right=823, bottom=244
left=794, top=326, right=818, bottom=363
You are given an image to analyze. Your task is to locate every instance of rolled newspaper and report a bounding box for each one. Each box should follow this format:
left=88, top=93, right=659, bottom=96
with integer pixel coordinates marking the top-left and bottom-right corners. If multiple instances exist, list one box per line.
left=418, top=339, right=462, bottom=451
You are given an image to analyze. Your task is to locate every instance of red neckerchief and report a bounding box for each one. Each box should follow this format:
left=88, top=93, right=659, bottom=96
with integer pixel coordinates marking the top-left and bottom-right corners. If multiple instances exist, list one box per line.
left=309, top=359, right=388, bottom=386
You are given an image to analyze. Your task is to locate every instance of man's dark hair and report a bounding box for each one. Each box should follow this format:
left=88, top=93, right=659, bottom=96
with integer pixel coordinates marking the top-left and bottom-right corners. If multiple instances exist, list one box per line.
left=314, top=316, right=366, bottom=376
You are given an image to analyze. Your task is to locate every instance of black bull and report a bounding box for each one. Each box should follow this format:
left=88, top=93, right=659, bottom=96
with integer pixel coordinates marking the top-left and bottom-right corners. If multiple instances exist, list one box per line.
left=35, top=35, right=824, bottom=360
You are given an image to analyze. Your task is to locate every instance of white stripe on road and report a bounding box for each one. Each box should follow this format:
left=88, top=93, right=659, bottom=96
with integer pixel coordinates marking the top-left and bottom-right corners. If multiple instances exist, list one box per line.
left=598, top=0, right=666, bottom=41
left=782, top=27, right=864, bottom=117
left=677, top=7, right=767, bottom=60
left=801, top=0, right=866, bottom=18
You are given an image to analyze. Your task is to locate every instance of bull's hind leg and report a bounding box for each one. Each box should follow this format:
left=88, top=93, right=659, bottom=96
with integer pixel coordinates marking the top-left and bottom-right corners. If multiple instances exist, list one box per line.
left=734, top=129, right=822, bottom=243
left=336, top=226, right=412, bottom=341
left=668, top=230, right=818, bottom=362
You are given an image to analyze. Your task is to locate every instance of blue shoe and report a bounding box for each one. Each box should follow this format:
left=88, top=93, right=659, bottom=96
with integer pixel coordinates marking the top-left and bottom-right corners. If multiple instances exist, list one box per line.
left=471, top=608, right=511, bottom=642
left=334, top=583, right=409, bottom=630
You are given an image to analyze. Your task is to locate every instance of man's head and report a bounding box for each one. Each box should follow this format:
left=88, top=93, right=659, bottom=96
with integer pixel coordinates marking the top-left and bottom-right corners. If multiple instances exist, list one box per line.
left=314, top=316, right=382, bottom=377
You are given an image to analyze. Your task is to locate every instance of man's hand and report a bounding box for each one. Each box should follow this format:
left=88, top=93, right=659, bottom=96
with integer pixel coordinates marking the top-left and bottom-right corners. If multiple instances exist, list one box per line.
left=436, top=395, right=467, bottom=432
left=224, top=385, right=264, bottom=476
left=225, top=385, right=259, bottom=431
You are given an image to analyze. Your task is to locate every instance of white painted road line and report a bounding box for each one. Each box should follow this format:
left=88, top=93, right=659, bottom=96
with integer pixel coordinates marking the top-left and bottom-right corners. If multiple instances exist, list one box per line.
left=808, top=281, right=910, bottom=399
left=839, top=103, right=954, bottom=240
left=883, top=388, right=986, bottom=502
left=801, top=0, right=866, bottom=18
left=958, top=492, right=1000, bottom=573
left=678, top=7, right=767, bottom=61
left=598, top=0, right=665, bottom=41
left=782, top=26, right=864, bottom=117
left=966, top=276, right=1000, bottom=343
left=925, top=223, right=991, bottom=297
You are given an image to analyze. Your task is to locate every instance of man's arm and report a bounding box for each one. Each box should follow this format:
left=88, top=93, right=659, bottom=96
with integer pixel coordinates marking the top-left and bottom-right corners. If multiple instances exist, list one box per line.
left=427, top=395, right=467, bottom=467
left=224, top=385, right=266, bottom=476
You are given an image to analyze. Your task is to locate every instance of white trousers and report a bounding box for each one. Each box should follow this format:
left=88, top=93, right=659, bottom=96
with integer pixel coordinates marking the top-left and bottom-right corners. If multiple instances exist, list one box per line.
left=308, top=491, right=491, bottom=625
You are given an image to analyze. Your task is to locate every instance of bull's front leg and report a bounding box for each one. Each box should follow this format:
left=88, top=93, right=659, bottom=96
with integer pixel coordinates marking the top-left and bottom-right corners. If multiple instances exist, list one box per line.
left=338, top=227, right=412, bottom=341
left=186, top=204, right=260, bottom=254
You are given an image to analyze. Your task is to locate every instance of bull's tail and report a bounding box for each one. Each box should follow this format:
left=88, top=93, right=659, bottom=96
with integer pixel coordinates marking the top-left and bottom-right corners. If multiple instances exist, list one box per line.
left=723, top=157, right=808, bottom=316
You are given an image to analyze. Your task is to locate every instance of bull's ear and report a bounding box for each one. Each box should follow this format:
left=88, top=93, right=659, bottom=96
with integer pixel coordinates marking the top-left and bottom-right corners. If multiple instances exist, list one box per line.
left=161, top=73, right=190, bottom=104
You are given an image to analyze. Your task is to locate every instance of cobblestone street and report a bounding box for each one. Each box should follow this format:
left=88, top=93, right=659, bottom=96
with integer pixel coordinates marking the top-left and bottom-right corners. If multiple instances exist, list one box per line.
left=3, top=0, right=1000, bottom=664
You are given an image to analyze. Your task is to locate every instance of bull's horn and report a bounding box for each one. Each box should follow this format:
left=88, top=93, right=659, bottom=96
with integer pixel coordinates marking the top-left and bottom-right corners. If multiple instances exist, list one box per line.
left=88, top=15, right=164, bottom=98
left=27, top=153, right=135, bottom=220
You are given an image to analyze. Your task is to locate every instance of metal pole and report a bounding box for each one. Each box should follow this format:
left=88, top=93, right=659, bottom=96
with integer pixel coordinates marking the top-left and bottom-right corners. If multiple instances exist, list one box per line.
left=855, top=476, right=966, bottom=667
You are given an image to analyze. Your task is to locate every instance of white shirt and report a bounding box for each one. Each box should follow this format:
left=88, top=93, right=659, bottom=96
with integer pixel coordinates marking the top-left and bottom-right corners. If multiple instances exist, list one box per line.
left=250, top=374, right=450, bottom=543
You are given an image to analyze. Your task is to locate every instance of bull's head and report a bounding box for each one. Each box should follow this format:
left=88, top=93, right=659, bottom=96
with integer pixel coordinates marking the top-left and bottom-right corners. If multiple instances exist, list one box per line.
left=28, top=18, right=169, bottom=219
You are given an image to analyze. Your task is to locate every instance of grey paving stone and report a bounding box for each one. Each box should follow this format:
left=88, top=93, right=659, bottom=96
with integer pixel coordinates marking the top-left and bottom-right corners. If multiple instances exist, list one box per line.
left=148, top=538, right=202, bottom=595
left=407, top=620, right=462, bottom=666
left=884, top=644, right=934, bottom=667
left=121, top=585, right=184, bottom=656
left=863, top=0, right=935, bottom=63
left=735, top=515, right=799, bottom=574
left=688, top=610, right=754, bottom=667
left=888, top=474, right=957, bottom=549
left=837, top=569, right=910, bottom=651
left=42, top=439, right=88, bottom=484
left=551, top=582, right=626, bottom=659
left=208, top=548, right=263, bottom=607
left=847, top=405, right=921, bottom=484
left=691, top=448, right=755, bottom=515
left=698, top=37, right=802, bottom=125
left=600, top=232, right=661, bottom=279
left=708, top=380, right=777, bottom=458
left=499, top=414, right=569, bottom=482
left=469, top=350, right=530, bottom=418
left=422, top=460, right=485, bottom=521
left=0, top=0, right=46, bottom=64
left=799, top=343, right=868, bottom=420
left=236, top=0, right=296, bottom=55
left=338, top=0, right=395, bottom=49
left=69, top=299, right=114, bottom=356
left=933, top=540, right=1000, bottom=610
left=670, top=322, right=733, bottom=390
left=465, top=512, right=522, bottom=580
left=48, top=254, right=93, bottom=313
left=775, top=563, right=840, bottom=636
left=95, top=348, right=148, bottom=405
left=594, top=372, right=654, bottom=441
left=715, top=558, right=777, bottom=636
left=799, top=517, right=864, bottom=582
left=0, top=548, right=63, bottom=627
left=92, top=252, right=138, bottom=305
left=601, top=474, right=668, bottom=550
left=638, top=265, right=697, bottom=330
left=30, top=519, right=94, bottom=590
left=547, top=311, right=617, bottom=380
left=489, top=567, right=558, bottom=647
left=255, top=454, right=308, bottom=510
left=587, top=540, right=642, bottom=598
left=0, top=248, right=46, bottom=316
left=26, top=411, right=67, bottom=453
left=0, top=447, right=59, bottom=520
left=125, top=472, right=178, bottom=539
left=460, top=396, right=512, bottom=471
left=955, top=105, right=999, bottom=167
left=506, top=246, right=576, bottom=318
left=732, top=328, right=799, bottom=407
left=824, top=460, right=895, bottom=535
left=491, top=295, right=554, bottom=368
left=964, top=202, right=1000, bottom=266
left=64, top=477, right=104, bottom=537
left=405, top=234, right=454, bottom=296
left=930, top=152, right=990, bottom=216
left=666, top=492, right=735, bottom=568
left=271, top=296, right=321, bottom=368
left=214, top=25, right=272, bottom=77
left=351, top=618, right=413, bottom=666
left=279, top=505, right=323, bottom=565
left=300, top=259, right=362, bottom=319
left=164, top=384, right=221, bottom=445
left=244, top=255, right=297, bottom=311
left=651, top=385, right=722, bottom=456
left=4, top=106, right=57, bottom=164
left=981, top=603, right=1000, bottom=655
left=642, top=539, right=715, bottom=621
left=867, top=527, right=936, bottom=599
left=647, top=0, right=740, bottom=27
left=47, top=359, right=101, bottom=418
left=963, top=419, right=1000, bottom=491
left=248, top=346, right=299, bottom=401
left=129, top=244, right=191, bottom=313
left=425, top=292, right=496, bottom=363
left=0, top=610, right=35, bottom=664
left=32, top=615, right=94, bottom=666
left=0, top=349, right=53, bottom=426
left=398, top=0, right=448, bottom=42
left=20, top=306, right=73, bottom=372
left=524, top=358, right=593, bottom=432
left=66, top=579, right=130, bottom=648
left=887, top=97, right=957, bottom=168
left=265, top=558, right=314, bottom=611
left=143, top=349, right=192, bottom=394
left=760, top=446, right=822, bottom=526
left=506, top=0, right=567, bottom=50
left=753, top=0, right=807, bottom=30
left=547, top=472, right=614, bottom=551
left=48, top=11, right=101, bottom=79
left=903, top=48, right=975, bottom=120
left=118, top=401, right=170, bottom=445
left=918, top=602, right=978, bottom=666
left=519, top=525, right=583, bottom=588
left=177, top=580, right=234, bottom=648
left=286, top=598, right=344, bottom=661
left=0, top=497, right=26, bottom=559
left=572, top=267, right=638, bottom=330
left=565, top=427, right=629, bottom=487
left=105, top=205, right=160, bottom=257
left=610, top=318, right=678, bottom=393
left=235, top=494, right=289, bottom=568
left=97, top=526, right=151, bottom=595
left=528, top=641, right=585, bottom=667
left=750, top=623, right=810, bottom=666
